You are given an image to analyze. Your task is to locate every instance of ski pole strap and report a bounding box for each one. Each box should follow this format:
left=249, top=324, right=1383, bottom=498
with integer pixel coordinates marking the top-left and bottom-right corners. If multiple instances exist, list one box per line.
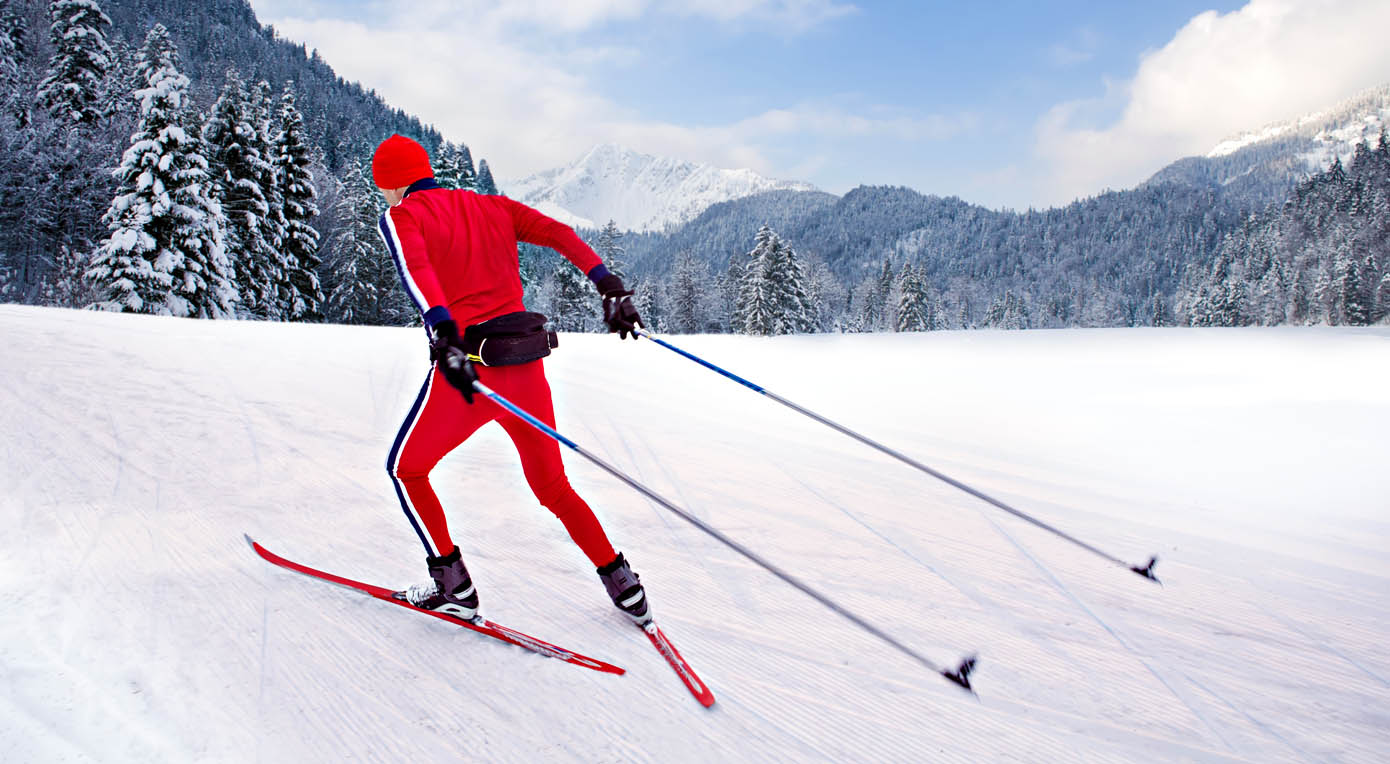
left=635, top=329, right=765, bottom=394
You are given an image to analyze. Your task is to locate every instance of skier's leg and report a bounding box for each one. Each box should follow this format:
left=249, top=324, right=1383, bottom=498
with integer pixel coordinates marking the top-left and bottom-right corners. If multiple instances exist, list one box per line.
left=491, top=362, right=618, bottom=568
left=387, top=365, right=492, bottom=557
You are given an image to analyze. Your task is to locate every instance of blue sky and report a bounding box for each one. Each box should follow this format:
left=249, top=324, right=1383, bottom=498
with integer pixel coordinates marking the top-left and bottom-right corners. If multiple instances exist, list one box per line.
left=248, top=1, right=1390, bottom=210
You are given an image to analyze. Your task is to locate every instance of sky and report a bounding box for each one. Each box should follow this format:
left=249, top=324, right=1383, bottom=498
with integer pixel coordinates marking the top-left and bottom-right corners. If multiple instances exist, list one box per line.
left=246, top=0, right=1390, bottom=211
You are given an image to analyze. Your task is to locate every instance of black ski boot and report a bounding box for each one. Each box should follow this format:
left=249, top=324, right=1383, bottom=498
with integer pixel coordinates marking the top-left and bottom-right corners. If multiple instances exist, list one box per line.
left=402, top=546, right=479, bottom=620
left=597, top=552, right=651, bottom=625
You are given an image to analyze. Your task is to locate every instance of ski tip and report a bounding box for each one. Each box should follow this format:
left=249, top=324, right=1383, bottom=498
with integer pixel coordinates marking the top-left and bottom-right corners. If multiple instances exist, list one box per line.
left=243, top=533, right=258, bottom=551
left=1130, top=556, right=1161, bottom=584
left=942, top=655, right=978, bottom=695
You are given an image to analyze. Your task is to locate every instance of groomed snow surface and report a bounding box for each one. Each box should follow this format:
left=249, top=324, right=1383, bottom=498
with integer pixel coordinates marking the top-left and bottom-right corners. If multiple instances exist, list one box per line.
left=2, top=304, right=1388, bottom=763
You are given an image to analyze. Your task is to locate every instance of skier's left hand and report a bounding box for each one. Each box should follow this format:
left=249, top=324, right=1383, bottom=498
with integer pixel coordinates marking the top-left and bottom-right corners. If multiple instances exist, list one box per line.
left=430, top=320, right=478, bottom=403
left=595, top=274, right=643, bottom=340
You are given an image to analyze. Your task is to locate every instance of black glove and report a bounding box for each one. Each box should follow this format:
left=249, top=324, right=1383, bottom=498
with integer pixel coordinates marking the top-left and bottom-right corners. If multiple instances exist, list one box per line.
left=595, top=274, right=643, bottom=340
left=429, top=319, right=477, bottom=403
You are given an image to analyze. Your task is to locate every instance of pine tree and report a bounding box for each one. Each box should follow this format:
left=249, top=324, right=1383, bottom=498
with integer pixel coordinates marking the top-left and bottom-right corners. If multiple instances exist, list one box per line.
left=433, top=141, right=459, bottom=189
left=736, top=225, right=779, bottom=335
left=667, top=250, right=706, bottom=334
left=203, top=70, right=280, bottom=318
left=634, top=279, right=660, bottom=332
left=37, top=0, right=113, bottom=126
left=768, top=235, right=814, bottom=334
left=895, top=262, right=929, bottom=332
left=323, top=161, right=383, bottom=324
left=1335, top=250, right=1370, bottom=325
left=1149, top=293, right=1172, bottom=327
left=251, top=78, right=291, bottom=317
left=595, top=220, right=626, bottom=280
left=86, top=25, right=233, bottom=318
left=455, top=143, right=477, bottom=190
left=0, top=4, right=27, bottom=127
left=549, top=258, right=593, bottom=331
left=273, top=82, right=323, bottom=321
left=475, top=158, right=498, bottom=195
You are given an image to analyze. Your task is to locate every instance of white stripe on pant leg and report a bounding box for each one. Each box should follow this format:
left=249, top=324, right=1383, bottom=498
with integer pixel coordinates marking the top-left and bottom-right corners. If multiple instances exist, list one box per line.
left=392, top=368, right=441, bottom=558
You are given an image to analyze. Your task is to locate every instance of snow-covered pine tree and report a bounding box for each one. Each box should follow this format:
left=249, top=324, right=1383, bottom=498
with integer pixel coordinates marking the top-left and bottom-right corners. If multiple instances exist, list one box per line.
left=273, top=82, right=323, bottom=321
left=895, top=261, right=929, bottom=332
left=1334, top=248, right=1371, bottom=325
left=475, top=158, right=498, bottom=195
left=854, top=258, right=895, bottom=331
left=549, top=258, right=593, bottom=331
left=251, top=78, right=291, bottom=318
left=735, top=225, right=779, bottom=335
left=595, top=220, right=626, bottom=280
left=37, top=0, right=113, bottom=126
left=86, top=24, right=233, bottom=318
left=0, top=16, right=23, bottom=136
left=667, top=250, right=706, bottom=334
left=323, top=161, right=382, bottom=324
left=635, top=279, right=660, bottom=332
left=433, top=142, right=459, bottom=188
left=1149, top=293, right=1172, bottom=327
left=767, top=234, right=813, bottom=334
left=203, top=70, right=280, bottom=318
left=455, top=143, right=477, bottom=190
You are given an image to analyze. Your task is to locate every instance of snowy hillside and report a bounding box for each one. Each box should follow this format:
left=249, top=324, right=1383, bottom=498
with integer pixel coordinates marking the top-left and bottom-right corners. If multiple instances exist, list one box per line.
left=2, top=305, right=1389, bottom=762
left=504, top=144, right=818, bottom=233
left=1205, top=84, right=1390, bottom=162
left=1147, top=82, right=1390, bottom=208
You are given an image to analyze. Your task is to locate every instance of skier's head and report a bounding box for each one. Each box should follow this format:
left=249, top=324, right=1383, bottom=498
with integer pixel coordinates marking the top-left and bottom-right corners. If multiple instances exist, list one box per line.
left=373, top=134, right=433, bottom=202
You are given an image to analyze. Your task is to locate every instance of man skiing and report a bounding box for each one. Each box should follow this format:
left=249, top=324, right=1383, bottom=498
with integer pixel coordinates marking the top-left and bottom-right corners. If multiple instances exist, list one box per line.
left=371, top=134, right=650, bottom=626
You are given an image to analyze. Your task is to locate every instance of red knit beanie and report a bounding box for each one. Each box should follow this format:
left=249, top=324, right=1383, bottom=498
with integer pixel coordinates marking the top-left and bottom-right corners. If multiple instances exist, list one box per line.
left=372, top=134, right=433, bottom=189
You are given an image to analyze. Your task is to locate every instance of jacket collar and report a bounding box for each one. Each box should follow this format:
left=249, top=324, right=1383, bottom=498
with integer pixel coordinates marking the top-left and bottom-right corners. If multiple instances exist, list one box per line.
left=403, top=177, right=440, bottom=199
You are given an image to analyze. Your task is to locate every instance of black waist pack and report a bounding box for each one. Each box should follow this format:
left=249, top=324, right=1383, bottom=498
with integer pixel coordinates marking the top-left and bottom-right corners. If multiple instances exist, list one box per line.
left=461, top=311, right=558, bottom=367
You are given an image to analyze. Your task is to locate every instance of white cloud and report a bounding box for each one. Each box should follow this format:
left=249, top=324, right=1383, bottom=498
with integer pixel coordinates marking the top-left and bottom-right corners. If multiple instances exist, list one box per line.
left=1034, top=0, right=1390, bottom=207
left=252, top=0, right=927, bottom=186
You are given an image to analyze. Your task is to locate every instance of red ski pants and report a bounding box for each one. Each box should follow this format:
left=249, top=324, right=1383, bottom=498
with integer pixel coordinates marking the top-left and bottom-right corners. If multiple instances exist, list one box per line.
left=387, top=359, right=617, bottom=567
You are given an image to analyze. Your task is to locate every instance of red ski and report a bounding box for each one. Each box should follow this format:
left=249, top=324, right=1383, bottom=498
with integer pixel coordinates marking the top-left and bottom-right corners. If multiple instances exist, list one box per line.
left=246, top=536, right=624, bottom=675
left=643, top=621, right=715, bottom=707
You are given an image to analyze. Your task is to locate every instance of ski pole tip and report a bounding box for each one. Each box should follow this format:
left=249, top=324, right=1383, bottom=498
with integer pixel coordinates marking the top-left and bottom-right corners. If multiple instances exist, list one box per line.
left=942, top=655, right=978, bottom=694
left=1130, top=556, right=1160, bottom=584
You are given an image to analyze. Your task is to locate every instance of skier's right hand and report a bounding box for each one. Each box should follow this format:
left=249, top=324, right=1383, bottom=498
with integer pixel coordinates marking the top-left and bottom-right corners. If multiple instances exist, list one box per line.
left=430, top=320, right=477, bottom=403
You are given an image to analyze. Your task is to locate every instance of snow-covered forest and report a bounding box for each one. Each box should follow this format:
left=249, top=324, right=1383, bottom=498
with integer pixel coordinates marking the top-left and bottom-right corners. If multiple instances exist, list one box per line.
left=1, top=0, right=1386, bottom=334
left=0, top=0, right=498, bottom=322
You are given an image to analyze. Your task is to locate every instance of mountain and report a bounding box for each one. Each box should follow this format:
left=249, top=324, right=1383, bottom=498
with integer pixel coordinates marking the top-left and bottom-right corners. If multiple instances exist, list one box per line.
left=623, top=84, right=1390, bottom=330
left=1145, top=83, right=1390, bottom=212
left=504, top=143, right=818, bottom=233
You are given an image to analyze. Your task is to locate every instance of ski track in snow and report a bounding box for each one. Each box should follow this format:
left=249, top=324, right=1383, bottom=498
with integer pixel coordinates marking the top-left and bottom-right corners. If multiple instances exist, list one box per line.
left=2, top=306, right=1389, bottom=762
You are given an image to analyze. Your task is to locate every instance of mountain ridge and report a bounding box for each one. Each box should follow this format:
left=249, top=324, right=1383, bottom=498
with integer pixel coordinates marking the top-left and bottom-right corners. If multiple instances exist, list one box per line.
left=505, top=143, right=818, bottom=233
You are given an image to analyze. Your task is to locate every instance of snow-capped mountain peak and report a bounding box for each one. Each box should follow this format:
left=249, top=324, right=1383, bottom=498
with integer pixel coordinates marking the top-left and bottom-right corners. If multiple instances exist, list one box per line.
left=504, top=144, right=817, bottom=233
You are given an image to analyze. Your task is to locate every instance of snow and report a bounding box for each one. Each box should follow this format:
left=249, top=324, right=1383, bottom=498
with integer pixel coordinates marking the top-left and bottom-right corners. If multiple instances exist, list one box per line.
left=505, top=143, right=819, bottom=233
left=2, top=305, right=1388, bottom=762
left=1206, top=83, right=1390, bottom=163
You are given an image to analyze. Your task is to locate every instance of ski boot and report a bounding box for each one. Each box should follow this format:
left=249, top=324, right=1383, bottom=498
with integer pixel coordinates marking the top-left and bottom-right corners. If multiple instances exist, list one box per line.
left=597, top=552, right=651, bottom=625
left=401, top=546, right=479, bottom=620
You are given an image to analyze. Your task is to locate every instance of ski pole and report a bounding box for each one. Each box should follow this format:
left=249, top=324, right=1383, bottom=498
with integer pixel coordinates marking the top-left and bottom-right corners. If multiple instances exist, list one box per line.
left=633, top=328, right=1160, bottom=584
left=471, top=379, right=978, bottom=692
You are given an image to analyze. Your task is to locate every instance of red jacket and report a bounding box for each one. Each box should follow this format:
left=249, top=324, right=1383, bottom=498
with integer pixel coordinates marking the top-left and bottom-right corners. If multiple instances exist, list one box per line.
left=377, top=178, right=604, bottom=330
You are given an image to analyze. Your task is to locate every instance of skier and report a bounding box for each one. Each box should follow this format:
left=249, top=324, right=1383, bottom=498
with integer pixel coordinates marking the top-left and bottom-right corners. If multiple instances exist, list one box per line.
left=371, top=134, right=650, bottom=625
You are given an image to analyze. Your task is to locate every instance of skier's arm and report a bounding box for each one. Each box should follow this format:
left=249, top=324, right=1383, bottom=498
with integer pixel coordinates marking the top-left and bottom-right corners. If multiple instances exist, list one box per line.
left=378, top=206, right=451, bottom=330
left=498, top=196, right=607, bottom=283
